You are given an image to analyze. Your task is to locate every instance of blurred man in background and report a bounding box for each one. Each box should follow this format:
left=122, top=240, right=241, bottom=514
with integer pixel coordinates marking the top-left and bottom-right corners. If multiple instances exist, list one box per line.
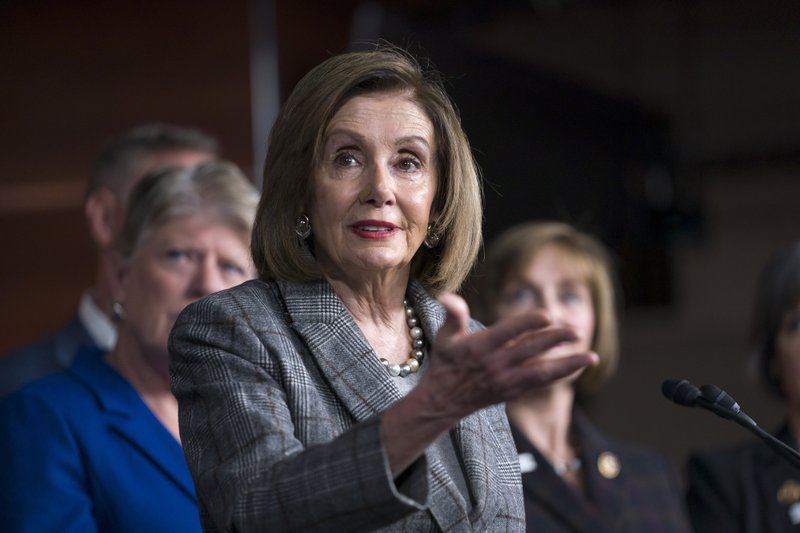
left=0, top=123, right=220, bottom=396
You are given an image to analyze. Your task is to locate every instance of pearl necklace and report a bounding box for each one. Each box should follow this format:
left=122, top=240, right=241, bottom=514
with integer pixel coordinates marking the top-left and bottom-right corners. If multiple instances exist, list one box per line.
left=379, top=299, right=425, bottom=378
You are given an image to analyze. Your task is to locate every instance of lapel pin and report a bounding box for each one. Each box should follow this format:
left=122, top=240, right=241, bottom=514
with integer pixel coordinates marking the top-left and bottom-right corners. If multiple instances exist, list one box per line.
left=597, top=451, right=621, bottom=479
left=778, top=479, right=800, bottom=505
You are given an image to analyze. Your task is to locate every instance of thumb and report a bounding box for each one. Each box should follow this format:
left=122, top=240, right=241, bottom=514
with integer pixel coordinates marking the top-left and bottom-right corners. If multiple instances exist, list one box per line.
left=437, top=292, right=471, bottom=341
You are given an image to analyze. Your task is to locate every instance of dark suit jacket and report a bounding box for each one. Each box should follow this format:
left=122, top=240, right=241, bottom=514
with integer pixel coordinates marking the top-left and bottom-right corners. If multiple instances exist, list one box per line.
left=513, top=409, right=691, bottom=532
left=687, top=425, right=800, bottom=532
left=0, top=312, right=97, bottom=396
left=169, top=277, right=526, bottom=532
left=0, top=348, right=201, bottom=533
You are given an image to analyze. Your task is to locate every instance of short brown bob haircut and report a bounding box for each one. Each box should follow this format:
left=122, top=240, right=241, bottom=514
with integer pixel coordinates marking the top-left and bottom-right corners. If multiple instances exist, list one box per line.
left=251, top=45, right=483, bottom=295
left=750, top=241, right=800, bottom=399
left=470, top=222, right=620, bottom=396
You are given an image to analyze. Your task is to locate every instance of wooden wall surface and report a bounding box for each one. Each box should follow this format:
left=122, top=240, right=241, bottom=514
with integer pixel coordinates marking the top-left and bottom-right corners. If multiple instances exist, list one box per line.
left=0, top=1, right=253, bottom=354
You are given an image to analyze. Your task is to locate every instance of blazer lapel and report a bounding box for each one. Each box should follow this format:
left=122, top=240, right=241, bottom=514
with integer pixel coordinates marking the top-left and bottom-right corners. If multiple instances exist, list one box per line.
left=68, top=352, right=197, bottom=501
left=279, top=278, right=404, bottom=422
left=753, top=426, right=800, bottom=531
left=410, top=281, right=474, bottom=531
left=573, top=409, right=626, bottom=530
left=409, top=280, right=508, bottom=531
left=512, top=423, right=613, bottom=532
left=53, top=314, right=98, bottom=368
left=451, top=409, right=504, bottom=531
left=281, top=278, right=474, bottom=530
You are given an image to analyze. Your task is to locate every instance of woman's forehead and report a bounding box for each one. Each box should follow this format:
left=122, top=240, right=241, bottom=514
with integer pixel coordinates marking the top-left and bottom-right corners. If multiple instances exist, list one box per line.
left=521, top=243, right=593, bottom=281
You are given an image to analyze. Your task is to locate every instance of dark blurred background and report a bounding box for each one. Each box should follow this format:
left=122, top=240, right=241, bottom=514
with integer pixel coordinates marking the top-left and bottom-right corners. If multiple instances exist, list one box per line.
left=2, top=0, right=799, bottom=480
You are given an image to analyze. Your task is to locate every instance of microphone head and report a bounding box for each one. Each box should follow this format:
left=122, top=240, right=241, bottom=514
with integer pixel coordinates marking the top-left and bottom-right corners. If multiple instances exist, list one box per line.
left=662, top=378, right=701, bottom=406
left=700, top=383, right=741, bottom=413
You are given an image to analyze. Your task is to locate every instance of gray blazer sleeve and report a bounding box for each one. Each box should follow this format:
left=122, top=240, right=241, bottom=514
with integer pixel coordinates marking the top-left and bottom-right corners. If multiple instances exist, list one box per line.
left=168, top=282, right=429, bottom=532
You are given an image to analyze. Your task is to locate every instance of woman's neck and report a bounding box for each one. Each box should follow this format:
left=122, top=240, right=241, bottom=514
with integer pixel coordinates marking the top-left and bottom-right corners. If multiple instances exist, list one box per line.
left=105, top=334, right=181, bottom=442
left=326, top=273, right=413, bottom=366
left=507, top=384, right=577, bottom=463
left=508, top=384, right=586, bottom=493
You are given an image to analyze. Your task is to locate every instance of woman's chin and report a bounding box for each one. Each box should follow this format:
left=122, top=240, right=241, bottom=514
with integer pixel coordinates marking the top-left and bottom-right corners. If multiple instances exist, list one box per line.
left=520, top=344, right=590, bottom=383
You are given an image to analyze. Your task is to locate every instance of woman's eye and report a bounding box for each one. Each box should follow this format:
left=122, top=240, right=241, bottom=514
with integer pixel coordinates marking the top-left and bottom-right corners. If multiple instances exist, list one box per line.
left=397, top=157, right=421, bottom=172
left=164, top=249, right=191, bottom=262
left=333, top=151, right=359, bottom=167
left=510, top=289, right=529, bottom=302
left=221, top=262, right=246, bottom=276
left=560, top=290, right=581, bottom=304
left=505, top=288, right=536, bottom=306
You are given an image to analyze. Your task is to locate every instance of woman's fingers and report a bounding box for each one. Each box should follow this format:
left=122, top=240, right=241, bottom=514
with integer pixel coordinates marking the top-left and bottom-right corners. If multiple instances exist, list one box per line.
left=503, top=326, right=578, bottom=366
left=436, top=292, right=471, bottom=340
left=502, top=352, right=599, bottom=397
left=470, top=310, right=554, bottom=355
left=433, top=296, right=595, bottom=391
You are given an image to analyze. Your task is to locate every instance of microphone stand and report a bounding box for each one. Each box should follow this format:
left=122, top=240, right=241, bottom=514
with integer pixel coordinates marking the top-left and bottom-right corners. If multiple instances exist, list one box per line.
left=696, top=395, right=800, bottom=471
left=662, top=378, right=800, bottom=472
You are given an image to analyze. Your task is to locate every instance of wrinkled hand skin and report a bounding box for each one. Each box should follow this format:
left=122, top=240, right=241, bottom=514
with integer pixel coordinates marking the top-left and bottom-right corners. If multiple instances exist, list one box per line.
left=381, top=292, right=598, bottom=477
left=418, top=293, right=598, bottom=420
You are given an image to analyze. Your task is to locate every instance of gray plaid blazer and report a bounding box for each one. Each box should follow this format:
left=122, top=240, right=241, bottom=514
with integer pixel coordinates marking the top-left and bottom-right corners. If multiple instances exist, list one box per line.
left=169, top=277, right=525, bottom=532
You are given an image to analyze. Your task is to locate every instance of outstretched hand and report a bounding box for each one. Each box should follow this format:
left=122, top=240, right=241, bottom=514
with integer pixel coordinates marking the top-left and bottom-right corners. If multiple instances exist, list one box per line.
left=419, top=292, right=598, bottom=419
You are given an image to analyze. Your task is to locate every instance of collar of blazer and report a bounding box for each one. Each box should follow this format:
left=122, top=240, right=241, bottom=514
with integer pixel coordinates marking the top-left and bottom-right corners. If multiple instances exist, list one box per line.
left=278, top=277, right=507, bottom=531
left=53, top=313, right=97, bottom=368
left=512, top=408, right=627, bottom=532
left=66, top=349, right=197, bottom=501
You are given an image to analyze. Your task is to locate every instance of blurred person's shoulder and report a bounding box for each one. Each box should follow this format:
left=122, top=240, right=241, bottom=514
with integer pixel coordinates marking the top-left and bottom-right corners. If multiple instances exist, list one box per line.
left=0, top=313, right=94, bottom=397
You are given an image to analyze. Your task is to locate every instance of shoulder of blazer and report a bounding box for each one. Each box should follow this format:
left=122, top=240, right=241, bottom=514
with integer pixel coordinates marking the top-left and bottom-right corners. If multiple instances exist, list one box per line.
left=0, top=314, right=96, bottom=397
left=174, top=279, right=289, bottom=333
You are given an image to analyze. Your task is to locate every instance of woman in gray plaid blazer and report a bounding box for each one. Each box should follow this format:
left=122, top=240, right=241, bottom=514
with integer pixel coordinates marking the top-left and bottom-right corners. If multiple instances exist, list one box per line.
left=169, top=46, right=598, bottom=532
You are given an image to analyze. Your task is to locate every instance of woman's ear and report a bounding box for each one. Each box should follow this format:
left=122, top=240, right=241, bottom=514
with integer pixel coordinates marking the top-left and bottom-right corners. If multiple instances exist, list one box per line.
left=85, top=187, right=121, bottom=250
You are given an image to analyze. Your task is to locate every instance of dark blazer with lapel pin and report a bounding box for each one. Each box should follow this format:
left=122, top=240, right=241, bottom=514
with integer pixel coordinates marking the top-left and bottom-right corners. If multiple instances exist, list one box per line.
left=512, top=409, right=691, bottom=532
left=0, top=347, right=201, bottom=533
left=169, top=277, right=526, bottom=532
left=0, top=312, right=97, bottom=397
left=687, top=425, right=800, bottom=533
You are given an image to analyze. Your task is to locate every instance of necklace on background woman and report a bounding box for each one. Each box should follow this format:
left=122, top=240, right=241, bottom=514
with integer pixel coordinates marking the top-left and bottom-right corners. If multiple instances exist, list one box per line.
left=552, top=457, right=582, bottom=477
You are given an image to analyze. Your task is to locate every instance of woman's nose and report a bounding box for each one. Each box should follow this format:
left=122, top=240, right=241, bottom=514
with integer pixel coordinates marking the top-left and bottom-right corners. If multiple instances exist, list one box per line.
left=358, top=164, right=394, bottom=206
left=190, top=260, right=227, bottom=297
left=541, top=299, right=564, bottom=324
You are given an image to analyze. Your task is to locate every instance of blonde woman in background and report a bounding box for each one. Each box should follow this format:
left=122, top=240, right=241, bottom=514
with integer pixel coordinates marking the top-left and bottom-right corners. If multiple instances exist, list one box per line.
left=471, top=221, right=690, bottom=532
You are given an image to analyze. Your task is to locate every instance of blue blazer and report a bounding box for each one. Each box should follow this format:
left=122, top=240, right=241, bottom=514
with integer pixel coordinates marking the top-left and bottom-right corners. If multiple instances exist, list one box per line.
left=0, top=312, right=96, bottom=396
left=0, top=348, right=201, bottom=533
left=512, top=409, right=691, bottom=532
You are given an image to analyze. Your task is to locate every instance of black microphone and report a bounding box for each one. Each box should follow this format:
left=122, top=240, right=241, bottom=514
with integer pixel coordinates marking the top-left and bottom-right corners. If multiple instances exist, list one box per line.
left=661, top=378, right=700, bottom=407
left=661, top=378, right=800, bottom=471
left=662, top=378, right=751, bottom=422
left=698, top=383, right=756, bottom=426
left=662, top=378, right=743, bottom=423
